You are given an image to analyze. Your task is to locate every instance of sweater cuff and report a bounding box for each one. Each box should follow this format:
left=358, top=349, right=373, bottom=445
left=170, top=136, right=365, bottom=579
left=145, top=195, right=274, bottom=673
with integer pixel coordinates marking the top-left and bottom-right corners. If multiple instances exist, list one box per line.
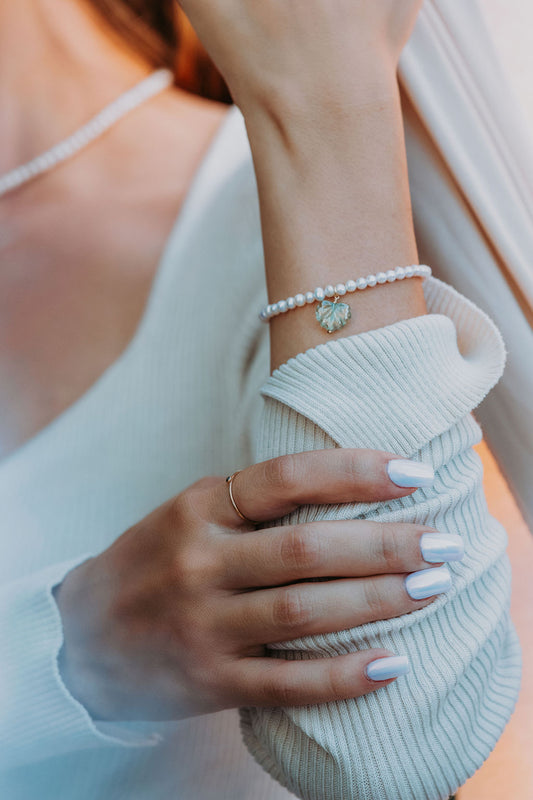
left=2, top=558, right=162, bottom=770
left=260, top=275, right=506, bottom=454
left=245, top=275, right=518, bottom=800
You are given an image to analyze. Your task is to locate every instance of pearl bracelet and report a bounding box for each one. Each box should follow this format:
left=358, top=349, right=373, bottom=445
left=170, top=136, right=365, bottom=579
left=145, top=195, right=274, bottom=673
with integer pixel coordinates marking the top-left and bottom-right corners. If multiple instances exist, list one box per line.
left=259, top=264, right=432, bottom=333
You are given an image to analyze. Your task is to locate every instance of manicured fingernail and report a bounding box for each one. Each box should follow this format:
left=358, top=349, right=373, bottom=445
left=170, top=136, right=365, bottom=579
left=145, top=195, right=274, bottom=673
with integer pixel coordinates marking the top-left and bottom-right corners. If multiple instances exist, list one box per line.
left=420, top=533, right=465, bottom=563
left=405, top=565, right=452, bottom=600
left=386, top=458, right=435, bottom=488
left=365, top=655, right=410, bottom=682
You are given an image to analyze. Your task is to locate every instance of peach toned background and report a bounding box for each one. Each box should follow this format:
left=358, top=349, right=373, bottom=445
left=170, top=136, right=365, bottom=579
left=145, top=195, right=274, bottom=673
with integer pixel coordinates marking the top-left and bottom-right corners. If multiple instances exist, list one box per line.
left=456, top=5, right=533, bottom=797
left=457, top=441, right=533, bottom=798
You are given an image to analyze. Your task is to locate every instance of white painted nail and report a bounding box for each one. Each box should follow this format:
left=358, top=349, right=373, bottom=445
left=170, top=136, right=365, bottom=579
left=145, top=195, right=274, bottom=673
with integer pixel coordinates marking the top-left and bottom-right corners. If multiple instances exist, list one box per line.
left=420, top=533, right=465, bottom=563
left=365, top=655, right=410, bottom=682
left=386, top=458, right=435, bottom=488
left=405, top=565, right=452, bottom=600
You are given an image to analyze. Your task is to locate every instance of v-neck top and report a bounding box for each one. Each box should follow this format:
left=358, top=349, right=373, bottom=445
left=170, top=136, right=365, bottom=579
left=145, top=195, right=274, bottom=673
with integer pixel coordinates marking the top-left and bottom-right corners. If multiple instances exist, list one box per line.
left=0, top=102, right=521, bottom=800
left=0, top=104, right=236, bottom=477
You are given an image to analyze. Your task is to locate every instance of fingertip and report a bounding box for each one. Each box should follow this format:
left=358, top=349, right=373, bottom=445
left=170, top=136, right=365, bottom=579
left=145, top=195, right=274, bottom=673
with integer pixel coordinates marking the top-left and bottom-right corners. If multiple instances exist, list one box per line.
left=364, top=654, right=410, bottom=683
left=385, top=457, right=435, bottom=490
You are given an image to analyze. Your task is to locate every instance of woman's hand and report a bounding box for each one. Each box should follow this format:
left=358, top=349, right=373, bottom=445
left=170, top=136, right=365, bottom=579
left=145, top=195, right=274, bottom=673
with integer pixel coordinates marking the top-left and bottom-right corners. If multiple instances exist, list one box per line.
left=53, top=449, right=460, bottom=722
left=177, top=0, right=424, bottom=113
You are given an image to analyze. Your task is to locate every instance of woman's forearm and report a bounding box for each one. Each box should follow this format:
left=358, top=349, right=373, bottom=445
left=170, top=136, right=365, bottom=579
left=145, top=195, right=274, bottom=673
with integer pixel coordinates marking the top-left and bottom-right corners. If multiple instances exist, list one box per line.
left=243, top=74, right=427, bottom=370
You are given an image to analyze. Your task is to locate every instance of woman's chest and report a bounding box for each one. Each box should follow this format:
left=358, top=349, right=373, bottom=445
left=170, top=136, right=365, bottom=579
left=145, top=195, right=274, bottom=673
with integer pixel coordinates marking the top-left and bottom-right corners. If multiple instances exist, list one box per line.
left=0, top=281, right=255, bottom=581
left=0, top=228, right=267, bottom=584
left=0, top=199, right=178, bottom=461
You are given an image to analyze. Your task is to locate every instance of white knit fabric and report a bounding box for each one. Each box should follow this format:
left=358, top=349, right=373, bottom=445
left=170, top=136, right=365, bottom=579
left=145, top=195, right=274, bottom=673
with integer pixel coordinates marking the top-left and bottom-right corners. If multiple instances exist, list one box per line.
left=0, top=104, right=521, bottom=799
left=240, top=277, right=521, bottom=800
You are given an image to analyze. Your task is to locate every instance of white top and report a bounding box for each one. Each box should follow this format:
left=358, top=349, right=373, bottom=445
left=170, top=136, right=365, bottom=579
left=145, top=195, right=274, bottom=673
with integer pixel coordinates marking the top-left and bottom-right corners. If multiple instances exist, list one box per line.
left=0, top=104, right=522, bottom=800
left=399, top=1, right=533, bottom=534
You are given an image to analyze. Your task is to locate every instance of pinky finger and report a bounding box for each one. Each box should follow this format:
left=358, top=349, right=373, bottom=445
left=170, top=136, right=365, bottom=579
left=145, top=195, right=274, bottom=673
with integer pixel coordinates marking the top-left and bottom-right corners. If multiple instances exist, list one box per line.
left=229, top=650, right=410, bottom=708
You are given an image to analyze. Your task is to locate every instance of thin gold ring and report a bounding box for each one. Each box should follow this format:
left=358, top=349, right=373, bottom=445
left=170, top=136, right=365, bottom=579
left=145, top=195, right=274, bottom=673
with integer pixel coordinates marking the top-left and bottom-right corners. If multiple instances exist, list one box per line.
left=225, top=470, right=258, bottom=525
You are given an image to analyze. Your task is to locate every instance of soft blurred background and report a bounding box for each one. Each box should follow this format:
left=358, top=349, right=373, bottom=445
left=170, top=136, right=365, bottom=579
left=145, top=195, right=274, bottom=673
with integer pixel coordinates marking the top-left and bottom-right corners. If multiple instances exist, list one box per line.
left=457, top=4, right=533, bottom=798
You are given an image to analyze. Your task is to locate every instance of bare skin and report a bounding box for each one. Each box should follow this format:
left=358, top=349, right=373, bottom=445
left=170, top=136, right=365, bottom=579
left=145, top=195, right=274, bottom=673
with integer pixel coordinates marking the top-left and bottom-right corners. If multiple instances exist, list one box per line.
left=179, top=0, right=427, bottom=368
left=0, top=0, right=227, bottom=460
left=3, top=0, right=445, bottom=721
left=56, top=450, right=443, bottom=721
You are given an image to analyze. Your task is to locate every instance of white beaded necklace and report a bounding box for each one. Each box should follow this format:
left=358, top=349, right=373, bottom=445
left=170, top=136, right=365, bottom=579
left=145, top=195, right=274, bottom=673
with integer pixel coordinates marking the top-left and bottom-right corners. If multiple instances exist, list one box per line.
left=0, top=68, right=174, bottom=199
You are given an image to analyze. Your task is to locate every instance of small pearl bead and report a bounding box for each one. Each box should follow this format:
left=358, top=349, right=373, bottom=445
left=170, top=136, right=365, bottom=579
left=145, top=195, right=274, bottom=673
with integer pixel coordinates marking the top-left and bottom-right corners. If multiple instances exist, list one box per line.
left=255, top=266, right=431, bottom=323
left=40, top=154, right=55, bottom=169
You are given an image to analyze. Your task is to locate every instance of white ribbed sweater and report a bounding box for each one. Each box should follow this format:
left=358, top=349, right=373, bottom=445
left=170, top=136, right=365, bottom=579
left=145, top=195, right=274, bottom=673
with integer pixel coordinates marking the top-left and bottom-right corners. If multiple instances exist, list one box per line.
left=0, top=105, right=521, bottom=800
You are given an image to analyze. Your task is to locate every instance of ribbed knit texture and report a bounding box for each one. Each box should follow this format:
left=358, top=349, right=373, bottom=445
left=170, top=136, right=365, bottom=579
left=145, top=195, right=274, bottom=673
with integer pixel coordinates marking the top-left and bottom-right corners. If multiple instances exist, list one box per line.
left=239, top=275, right=521, bottom=800
left=0, top=559, right=163, bottom=771
left=0, top=103, right=521, bottom=798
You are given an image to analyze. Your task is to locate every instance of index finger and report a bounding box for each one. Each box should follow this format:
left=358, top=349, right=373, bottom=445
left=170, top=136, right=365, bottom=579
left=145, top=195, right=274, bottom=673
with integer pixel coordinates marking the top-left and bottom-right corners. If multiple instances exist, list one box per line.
left=208, top=449, right=434, bottom=528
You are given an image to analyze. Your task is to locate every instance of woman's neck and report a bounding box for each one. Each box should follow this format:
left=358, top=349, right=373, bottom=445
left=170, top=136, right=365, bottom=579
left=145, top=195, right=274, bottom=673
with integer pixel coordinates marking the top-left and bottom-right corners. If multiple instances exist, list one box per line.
left=0, top=0, right=152, bottom=172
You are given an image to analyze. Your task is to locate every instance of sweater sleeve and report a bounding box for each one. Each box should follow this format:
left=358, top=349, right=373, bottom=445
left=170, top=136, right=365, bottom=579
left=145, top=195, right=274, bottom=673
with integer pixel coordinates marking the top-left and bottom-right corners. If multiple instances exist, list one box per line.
left=239, top=275, right=522, bottom=800
left=0, top=556, right=164, bottom=771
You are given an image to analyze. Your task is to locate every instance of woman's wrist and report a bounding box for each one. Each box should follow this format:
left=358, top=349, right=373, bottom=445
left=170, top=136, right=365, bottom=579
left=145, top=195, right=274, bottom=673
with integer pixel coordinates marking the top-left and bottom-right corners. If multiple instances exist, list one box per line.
left=241, top=60, right=400, bottom=137
left=242, top=74, right=424, bottom=369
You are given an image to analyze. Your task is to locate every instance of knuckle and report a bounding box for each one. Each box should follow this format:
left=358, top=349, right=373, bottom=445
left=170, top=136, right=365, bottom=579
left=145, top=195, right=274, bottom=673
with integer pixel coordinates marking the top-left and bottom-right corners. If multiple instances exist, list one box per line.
left=271, top=681, right=299, bottom=707
left=168, top=479, right=216, bottom=528
left=272, top=587, right=313, bottom=632
left=263, top=454, right=300, bottom=496
left=184, top=654, right=219, bottom=695
left=345, top=448, right=371, bottom=479
left=279, top=527, right=323, bottom=573
left=345, top=448, right=380, bottom=488
left=378, top=523, right=403, bottom=570
left=168, top=490, right=198, bottom=528
left=172, top=542, right=219, bottom=592
left=266, top=667, right=301, bottom=706
left=325, top=659, right=350, bottom=700
left=362, top=578, right=386, bottom=619
left=190, top=475, right=220, bottom=492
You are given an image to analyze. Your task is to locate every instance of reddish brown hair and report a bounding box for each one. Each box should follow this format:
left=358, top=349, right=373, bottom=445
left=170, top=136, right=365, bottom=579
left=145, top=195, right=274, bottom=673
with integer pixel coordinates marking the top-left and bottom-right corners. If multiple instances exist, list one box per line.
left=86, top=0, right=232, bottom=103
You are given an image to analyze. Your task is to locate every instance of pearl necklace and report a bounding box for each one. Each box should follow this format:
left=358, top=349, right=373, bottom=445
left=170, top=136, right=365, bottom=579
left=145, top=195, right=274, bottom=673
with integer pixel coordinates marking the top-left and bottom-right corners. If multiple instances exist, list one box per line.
left=0, top=68, right=174, bottom=199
